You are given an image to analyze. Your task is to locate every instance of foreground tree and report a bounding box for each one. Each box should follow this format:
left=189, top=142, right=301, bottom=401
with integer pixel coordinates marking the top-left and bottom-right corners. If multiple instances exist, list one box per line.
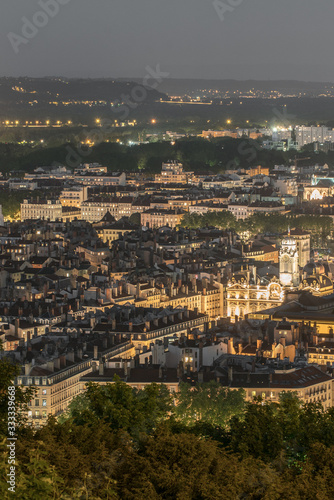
left=175, top=381, right=245, bottom=427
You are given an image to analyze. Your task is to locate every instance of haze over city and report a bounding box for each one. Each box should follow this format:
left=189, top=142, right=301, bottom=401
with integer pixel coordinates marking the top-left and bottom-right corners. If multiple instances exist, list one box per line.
left=2, top=0, right=334, bottom=81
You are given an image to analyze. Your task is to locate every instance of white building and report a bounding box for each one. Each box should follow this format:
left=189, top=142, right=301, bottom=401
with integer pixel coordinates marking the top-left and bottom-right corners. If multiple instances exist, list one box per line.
left=295, top=126, right=334, bottom=146
left=59, top=186, right=88, bottom=208
left=272, top=178, right=298, bottom=197
left=81, top=198, right=133, bottom=222
left=21, top=200, right=62, bottom=222
left=279, top=236, right=300, bottom=287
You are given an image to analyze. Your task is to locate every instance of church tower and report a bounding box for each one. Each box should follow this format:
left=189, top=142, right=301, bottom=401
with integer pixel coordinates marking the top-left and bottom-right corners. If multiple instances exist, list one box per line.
left=279, top=236, right=300, bottom=287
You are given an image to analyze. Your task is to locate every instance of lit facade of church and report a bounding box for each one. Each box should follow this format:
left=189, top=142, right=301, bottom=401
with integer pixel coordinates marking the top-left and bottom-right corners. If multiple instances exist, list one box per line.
left=226, top=271, right=284, bottom=322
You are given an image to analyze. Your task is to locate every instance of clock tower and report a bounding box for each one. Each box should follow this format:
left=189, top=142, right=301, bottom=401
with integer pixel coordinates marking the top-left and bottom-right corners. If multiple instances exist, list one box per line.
left=279, top=236, right=300, bottom=287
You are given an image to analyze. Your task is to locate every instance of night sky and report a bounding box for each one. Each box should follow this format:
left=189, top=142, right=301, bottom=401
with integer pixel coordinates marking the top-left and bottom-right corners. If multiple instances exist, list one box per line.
left=2, top=0, right=334, bottom=81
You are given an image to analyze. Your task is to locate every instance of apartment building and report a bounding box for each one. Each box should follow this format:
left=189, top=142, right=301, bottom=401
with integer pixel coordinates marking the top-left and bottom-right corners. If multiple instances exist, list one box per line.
left=21, top=199, right=62, bottom=222
left=74, top=172, right=126, bottom=187
left=59, top=186, right=88, bottom=208
left=295, top=126, right=334, bottom=146
left=229, top=365, right=333, bottom=410
left=155, top=161, right=193, bottom=184
left=17, top=354, right=92, bottom=426
left=81, top=197, right=133, bottom=222
left=141, top=209, right=185, bottom=229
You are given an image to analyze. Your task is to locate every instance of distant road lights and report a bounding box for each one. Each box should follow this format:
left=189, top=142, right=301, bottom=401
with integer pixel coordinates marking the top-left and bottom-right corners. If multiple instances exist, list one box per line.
left=226, top=119, right=231, bottom=125
left=15, top=121, right=19, bottom=125
left=46, top=120, right=50, bottom=125
left=96, top=118, right=101, bottom=125
left=151, top=119, right=156, bottom=124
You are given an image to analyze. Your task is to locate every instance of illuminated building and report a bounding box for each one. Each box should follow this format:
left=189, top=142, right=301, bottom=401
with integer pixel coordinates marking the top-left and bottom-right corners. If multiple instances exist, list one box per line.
left=228, top=366, right=333, bottom=410
left=81, top=197, right=133, bottom=222
left=304, top=178, right=334, bottom=200
left=279, top=236, right=300, bottom=287
left=59, top=186, right=88, bottom=208
left=154, top=161, right=193, bottom=184
left=247, top=166, right=269, bottom=177
left=283, top=228, right=310, bottom=268
left=141, top=209, right=185, bottom=229
left=226, top=270, right=284, bottom=321
left=308, top=343, right=334, bottom=366
left=295, top=125, right=334, bottom=147
left=21, top=199, right=62, bottom=222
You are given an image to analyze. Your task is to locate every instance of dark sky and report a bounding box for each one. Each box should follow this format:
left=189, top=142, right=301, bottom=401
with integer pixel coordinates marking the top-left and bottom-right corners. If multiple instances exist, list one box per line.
left=2, top=0, right=334, bottom=81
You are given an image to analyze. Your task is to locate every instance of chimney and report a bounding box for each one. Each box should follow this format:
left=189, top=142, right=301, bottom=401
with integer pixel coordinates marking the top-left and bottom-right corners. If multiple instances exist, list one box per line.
left=99, top=359, right=104, bottom=376
left=145, top=320, right=150, bottom=331
left=24, top=362, right=31, bottom=375
left=94, top=345, right=98, bottom=360
left=257, top=339, right=262, bottom=350
left=228, top=338, right=234, bottom=354
left=54, top=358, right=60, bottom=370
left=66, top=351, right=74, bottom=363
left=15, top=318, right=20, bottom=337
left=60, top=355, right=66, bottom=367
left=47, top=360, right=54, bottom=372
left=129, top=321, right=133, bottom=332
left=112, top=319, right=117, bottom=331
left=103, top=337, right=108, bottom=349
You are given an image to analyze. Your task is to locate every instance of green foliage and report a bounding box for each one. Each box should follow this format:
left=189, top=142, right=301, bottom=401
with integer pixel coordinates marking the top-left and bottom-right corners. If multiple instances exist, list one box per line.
left=180, top=211, right=333, bottom=246
left=0, top=190, right=41, bottom=218
left=180, top=210, right=237, bottom=230
left=128, top=212, right=141, bottom=225
left=62, top=378, right=174, bottom=437
left=175, top=381, right=245, bottom=427
left=3, top=377, right=334, bottom=498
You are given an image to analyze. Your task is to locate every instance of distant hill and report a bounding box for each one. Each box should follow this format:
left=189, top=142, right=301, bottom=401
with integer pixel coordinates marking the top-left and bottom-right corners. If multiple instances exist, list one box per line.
left=119, top=78, right=334, bottom=97
left=0, top=77, right=166, bottom=104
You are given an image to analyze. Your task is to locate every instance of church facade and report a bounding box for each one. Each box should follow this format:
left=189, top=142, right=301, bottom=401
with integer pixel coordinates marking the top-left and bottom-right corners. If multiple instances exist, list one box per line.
left=226, top=271, right=284, bottom=322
